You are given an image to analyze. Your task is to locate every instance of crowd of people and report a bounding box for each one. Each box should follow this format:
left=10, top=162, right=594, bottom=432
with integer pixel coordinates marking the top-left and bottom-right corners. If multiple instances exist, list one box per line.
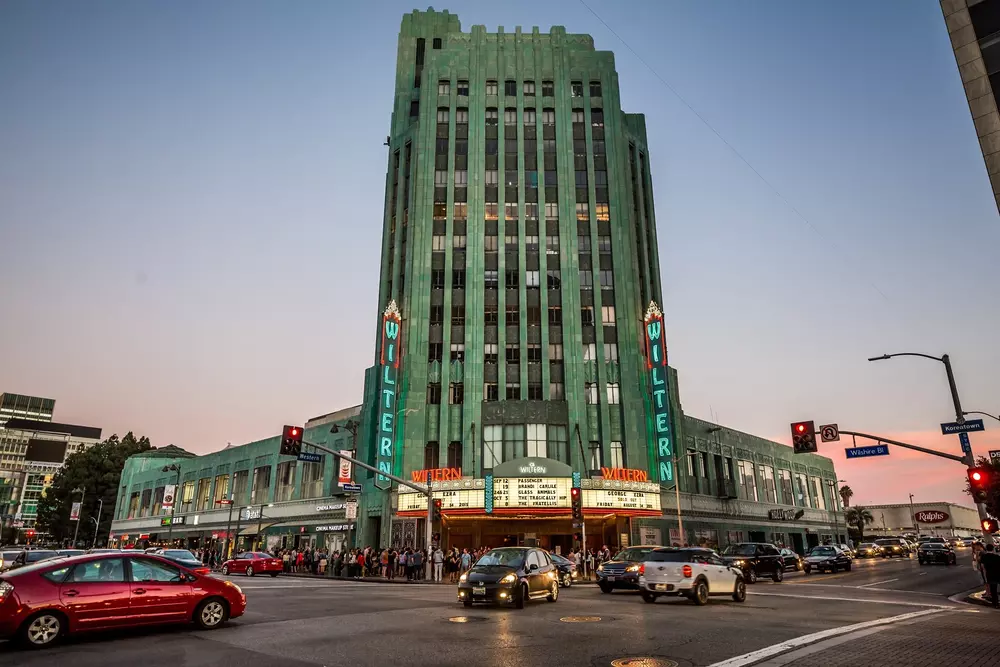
left=971, top=540, right=1000, bottom=607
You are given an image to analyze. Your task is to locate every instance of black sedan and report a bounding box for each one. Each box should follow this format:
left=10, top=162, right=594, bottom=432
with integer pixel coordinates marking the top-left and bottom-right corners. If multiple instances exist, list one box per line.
left=803, top=546, right=852, bottom=574
left=597, top=546, right=661, bottom=592
left=153, top=548, right=212, bottom=574
left=457, top=547, right=559, bottom=608
left=918, top=542, right=956, bottom=565
left=549, top=553, right=578, bottom=587
left=779, top=548, right=803, bottom=571
left=720, top=543, right=785, bottom=583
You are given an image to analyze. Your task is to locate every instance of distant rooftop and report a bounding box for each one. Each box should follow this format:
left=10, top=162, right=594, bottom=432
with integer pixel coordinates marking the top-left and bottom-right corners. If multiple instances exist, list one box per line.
left=131, top=444, right=197, bottom=459
left=306, top=405, right=362, bottom=428
left=2, top=418, right=101, bottom=440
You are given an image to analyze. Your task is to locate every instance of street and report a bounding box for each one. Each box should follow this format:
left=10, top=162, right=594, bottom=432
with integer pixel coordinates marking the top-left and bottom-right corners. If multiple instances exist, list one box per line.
left=0, top=551, right=993, bottom=667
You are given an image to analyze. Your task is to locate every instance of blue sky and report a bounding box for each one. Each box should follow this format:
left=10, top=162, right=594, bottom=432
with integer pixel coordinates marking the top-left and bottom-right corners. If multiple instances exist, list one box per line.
left=2, top=1, right=998, bottom=506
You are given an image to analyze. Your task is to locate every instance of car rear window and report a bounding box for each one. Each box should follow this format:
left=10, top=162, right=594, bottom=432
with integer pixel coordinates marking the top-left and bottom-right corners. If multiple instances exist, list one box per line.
left=26, top=551, right=59, bottom=562
left=253, top=553, right=273, bottom=559
left=615, top=548, right=655, bottom=562
left=922, top=543, right=946, bottom=550
left=647, top=551, right=691, bottom=563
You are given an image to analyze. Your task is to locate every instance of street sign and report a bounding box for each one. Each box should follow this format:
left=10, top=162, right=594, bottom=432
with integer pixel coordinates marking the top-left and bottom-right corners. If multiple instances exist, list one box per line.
left=216, top=498, right=233, bottom=505
left=941, top=419, right=985, bottom=435
left=820, top=424, right=840, bottom=443
left=959, top=432, right=972, bottom=455
left=845, top=445, right=890, bottom=459
left=12, top=520, right=23, bottom=528
left=345, top=499, right=358, bottom=520
left=990, top=450, right=1000, bottom=464
left=297, top=452, right=323, bottom=463
left=160, top=516, right=185, bottom=527
left=70, top=502, right=81, bottom=521
left=342, top=483, right=362, bottom=493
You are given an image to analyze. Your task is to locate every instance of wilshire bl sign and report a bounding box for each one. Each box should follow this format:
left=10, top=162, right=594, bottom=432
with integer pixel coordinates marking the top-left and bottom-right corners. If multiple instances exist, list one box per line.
left=644, top=302, right=675, bottom=485
left=376, top=300, right=402, bottom=490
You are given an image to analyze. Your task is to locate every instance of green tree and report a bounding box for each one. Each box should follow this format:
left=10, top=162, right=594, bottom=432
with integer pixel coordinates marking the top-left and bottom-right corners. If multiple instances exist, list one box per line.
left=964, top=456, right=1000, bottom=520
left=839, top=485, right=853, bottom=508
left=36, top=432, right=151, bottom=547
left=845, top=506, right=874, bottom=542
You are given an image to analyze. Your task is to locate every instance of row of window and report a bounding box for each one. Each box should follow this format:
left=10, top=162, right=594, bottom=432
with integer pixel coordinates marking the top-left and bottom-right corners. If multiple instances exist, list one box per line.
left=684, top=451, right=837, bottom=511
left=429, top=340, right=618, bottom=364
left=431, top=305, right=617, bottom=327
left=427, top=380, right=621, bottom=405
left=440, top=79, right=603, bottom=98
left=437, top=108, right=605, bottom=127
left=434, top=201, right=609, bottom=222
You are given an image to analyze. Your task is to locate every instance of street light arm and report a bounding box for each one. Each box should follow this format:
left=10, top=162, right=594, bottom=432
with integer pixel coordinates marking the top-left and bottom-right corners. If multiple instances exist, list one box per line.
left=964, top=411, right=1000, bottom=423
left=867, top=352, right=944, bottom=363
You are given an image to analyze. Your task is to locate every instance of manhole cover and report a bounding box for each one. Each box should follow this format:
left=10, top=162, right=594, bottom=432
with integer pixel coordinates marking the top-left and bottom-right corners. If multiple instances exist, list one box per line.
left=611, top=659, right=678, bottom=667
left=447, top=616, right=488, bottom=623
left=560, top=616, right=602, bottom=623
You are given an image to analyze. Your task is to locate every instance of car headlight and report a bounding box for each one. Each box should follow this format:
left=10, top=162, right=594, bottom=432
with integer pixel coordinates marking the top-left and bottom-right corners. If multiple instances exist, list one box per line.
left=499, top=573, right=516, bottom=584
left=626, top=564, right=640, bottom=572
left=459, top=573, right=467, bottom=582
left=547, top=571, right=557, bottom=580
left=597, top=564, right=604, bottom=572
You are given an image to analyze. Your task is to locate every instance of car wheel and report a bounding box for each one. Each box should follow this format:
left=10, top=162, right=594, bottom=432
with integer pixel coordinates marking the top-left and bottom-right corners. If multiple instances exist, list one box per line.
left=269, top=572, right=279, bottom=577
left=804, top=566, right=811, bottom=575
left=772, top=567, right=783, bottom=583
left=562, top=574, right=572, bottom=588
left=515, top=583, right=527, bottom=609
left=746, top=568, right=758, bottom=584
left=732, top=577, right=746, bottom=603
left=547, top=582, right=558, bottom=602
left=463, top=600, right=473, bottom=607
left=691, top=580, right=709, bottom=606
left=194, top=597, right=229, bottom=630
left=599, top=582, right=613, bottom=594
left=641, top=591, right=657, bottom=604
left=222, top=565, right=229, bottom=575
left=19, top=611, right=64, bottom=649
left=918, top=559, right=924, bottom=565
left=246, top=566, right=255, bottom=577
left=845, top=564, right=852, bottom=572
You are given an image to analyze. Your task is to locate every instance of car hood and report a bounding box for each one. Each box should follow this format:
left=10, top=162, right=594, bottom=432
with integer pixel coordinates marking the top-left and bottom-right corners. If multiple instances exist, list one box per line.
left=466, top=565, right=517, bottom=583
left=805, top=554, right=836, bottom=562
left=721, top=555, right=755, bottom=563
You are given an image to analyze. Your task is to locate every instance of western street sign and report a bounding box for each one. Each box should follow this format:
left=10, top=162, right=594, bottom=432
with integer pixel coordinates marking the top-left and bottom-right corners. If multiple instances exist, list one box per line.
left=989, top=450, right=1000, bottom=464
left=342, top=483, right=362, bottom=493
left=297, top=452, right=323, bottom=463
left=820, top=424, right=840, bottom=443
left=941, top=419, right=985, bottom=435
left=845, top=445, right=890, bottom=459
left=959, top=432, right=972, bottom=455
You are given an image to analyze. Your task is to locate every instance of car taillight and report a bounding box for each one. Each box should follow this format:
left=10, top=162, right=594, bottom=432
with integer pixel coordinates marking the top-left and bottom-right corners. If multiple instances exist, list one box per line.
left=682, top=565, right=692, bottom=578
left=0, top=581, right=13, bottom=600
left=195, top=568, right=211, bottom=575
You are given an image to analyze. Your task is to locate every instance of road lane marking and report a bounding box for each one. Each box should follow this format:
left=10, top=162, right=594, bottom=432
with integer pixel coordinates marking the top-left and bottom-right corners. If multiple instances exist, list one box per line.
left=750, top=591, right=970, bottom=609
left=859, top=578, right=898, bottom=588
left=706, top=608, right=950, bottom=667
left=918, top=572, right=928, bottom=576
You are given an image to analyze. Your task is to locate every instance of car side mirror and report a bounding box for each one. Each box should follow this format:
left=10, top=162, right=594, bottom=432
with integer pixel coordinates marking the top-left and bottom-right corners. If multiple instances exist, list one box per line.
left=529, top=563, right=538, bottom=572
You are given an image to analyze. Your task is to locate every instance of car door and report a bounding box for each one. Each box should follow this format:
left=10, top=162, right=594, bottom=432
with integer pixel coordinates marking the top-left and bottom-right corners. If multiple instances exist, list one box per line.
left=59, top=558, right=131, bottom=630
left=524, top=550, right=542, bottom=595
left=706, top=552, right=731, bottom=589
left=127, top=557, right=194, bottom=624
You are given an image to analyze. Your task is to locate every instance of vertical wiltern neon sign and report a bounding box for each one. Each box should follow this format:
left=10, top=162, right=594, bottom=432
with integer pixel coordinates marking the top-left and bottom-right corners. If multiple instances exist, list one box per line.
left=376, top=299, right=402, bottom=490
left=644, top=301, right=674, bottom=484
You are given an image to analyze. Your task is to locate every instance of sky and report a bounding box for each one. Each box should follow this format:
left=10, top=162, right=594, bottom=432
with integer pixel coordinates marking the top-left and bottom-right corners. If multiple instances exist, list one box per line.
left=2, top=1, right=999, bottom=508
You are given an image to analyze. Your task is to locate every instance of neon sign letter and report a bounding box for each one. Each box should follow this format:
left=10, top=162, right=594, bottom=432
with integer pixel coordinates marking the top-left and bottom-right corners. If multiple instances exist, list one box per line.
left=376, top=300, right=402, bottom=490
left=644, top=301, right=675, bottom=484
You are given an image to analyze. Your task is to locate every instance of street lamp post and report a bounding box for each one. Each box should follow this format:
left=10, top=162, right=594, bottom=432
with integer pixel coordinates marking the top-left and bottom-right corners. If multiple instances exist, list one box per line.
left=331, top=419, right=361, bottom=550
left=162, top=464, right=182, bottom=545
left=92, top=497, right=104, bottom=548
left=71, top=487, right=85, bottom=548
left=255, top=503, right=273, bottom=551
left=827, top=479, right=847, bottom=546
left=909, top=493, right=918, bottom=537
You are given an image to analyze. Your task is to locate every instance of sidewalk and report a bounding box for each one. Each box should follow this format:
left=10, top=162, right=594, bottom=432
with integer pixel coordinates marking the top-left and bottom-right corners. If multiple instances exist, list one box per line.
left=270, top=571, right=599, bottom=585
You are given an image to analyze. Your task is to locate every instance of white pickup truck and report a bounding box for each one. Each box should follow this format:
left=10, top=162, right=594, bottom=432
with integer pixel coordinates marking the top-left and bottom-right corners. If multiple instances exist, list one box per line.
left=637, top=547, right=747, bottom=605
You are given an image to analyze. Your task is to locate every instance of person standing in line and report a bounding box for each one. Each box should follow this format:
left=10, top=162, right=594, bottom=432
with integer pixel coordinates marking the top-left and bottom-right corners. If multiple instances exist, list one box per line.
left=399, top=548, right=408, bottom=578
left=432, top=546, right=445, bottom=581
left=460, top=548, right=472, bottom=574
left=979, top=543, right=1000, bottom=607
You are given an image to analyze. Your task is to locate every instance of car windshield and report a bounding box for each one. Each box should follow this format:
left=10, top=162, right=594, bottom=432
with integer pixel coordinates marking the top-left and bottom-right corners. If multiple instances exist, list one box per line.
left=550, top=554, right=569, bottom=565
left=721, top=544, right=757, bottom=556
left=163, top=550, right=197, bottom=559
left=614, top=547, right=656, bottom=562
left=476, top=549, right=526, bottom=568
left=859, top=543, right=875, bottom=549
left=875, top=539, right=901, bottom=546
left=808, top=547, right=836, bottom=556
left=26, top=551, right=59, bottom=562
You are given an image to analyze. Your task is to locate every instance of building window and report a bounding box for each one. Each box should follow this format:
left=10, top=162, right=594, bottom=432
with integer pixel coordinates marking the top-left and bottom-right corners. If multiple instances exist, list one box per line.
left=588, top=441, right=602, bottom=470
left=548, top=343, right=563, bottom=360
left=598, top=234, right=612, bottom=252
left=738, top=460, right=758, bottom=502
left=503, top=424, right=526, bottom=460
left=523, top=81, right=535, bottom=96
left=451, top=305, right=465, bottom=325
left=795, top=473, right=810, bottom=507
left=585, top=382, right=598, bottom=404
left=451, top=343, right=465, bottom=361
left=506, top=344, right=520, bottom=364
left=505, top=79, right=516, bottom=96
left=438, top=80, right=450, bottom=95
left=606, top=382, right=620, bottom=404
left=484, top=269, right=498, bottom=287
left=604, top=343, right=618, bottom=362
left=486, top=80, right=498, bottom=95
left=232, top=470, right=249, bottom=506
left=523, top=108, right=536, bottom=125
left=485, top=233, right=499, bottom=251
left=449, top=382, right=464, bottom=404
left=485, top=304, right=498, bottom=324
left=576, top=202, right=590, bottom=221
left=484, top=383, right=499, bottom=402
left=480, top=343, right=498, bottom=365
left=527, top=424, right=546, bottom=457
left=601, top=305, right=616, bottom=324
left=275, top=461, right=296, bottom=502
left=572, top=110, right=585, bottom=124
left=432, top=270, right=445, bottom=289
left=610, top=441, right=624, bottom=468
left=580, top=271, right=593, bottom=290
left=583, top=342, right=597, bottom=361
left=455, top=109, right=469, bottom=124
left=453, top=269, right=466, bottom=288
left=571, top=81, right=584, bottom=97
left=592, top=109, right=605, bottom=127
left=581, top=306, right=595, bottom=327
left=505, top=271, right=519, bottom=289
left=810, top=476, right=827, bottom=510
left=546, top=234, right=559, bottom=253
left=430, top=305, right=443, bottom=324
left=428, top=383, right=442, bottom=404
left=485, top=169, right=498, bottom=186
left=549, top=382, right=565, bottom=400
left=485, top=108, right=498, bottom=125
left=589, top=81, right=602, bottom=97
left=542, top=109, right=555, bottom=126
left=453, top=234, right=466, bottom=248
left=447, top=441, right=462, bottom=469
left=527, top=306, right=541, bottom=325
left=424, top=442, right=440, bottom=470
left=527, top=344, right=542, bottom=362
left=525, top=234, right=539, bottom=250
left=483, top=426, right=502, bottom=468
left=599, top=270, right=614, bottom=289
left=300, top=460, right=323, bottom=499
left=542, top=80, right=554, bottom=96
left=596, top=203, right=610, bottom=221
left=506, top=383, right=520, bottom=400
left=778, top=469, right=795, bottom=505
left=457, top=80, right=469, bottom=96
left=547, top=270, right=561, bottom=290
left=250, top=465, right=271, bottom=505
left=432, top=234, right=446, bottom=251
left=526, top=270, right=540, bottom=288
left=435, top=170, right=448, bottom=186
left=505, top=305, right=519, bottom=326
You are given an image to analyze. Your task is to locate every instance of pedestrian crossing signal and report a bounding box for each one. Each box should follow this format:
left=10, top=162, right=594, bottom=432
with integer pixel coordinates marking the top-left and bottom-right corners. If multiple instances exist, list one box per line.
left=791, top=421, right=817, bottom=454
left=982, top=518, right=997, bottom=534
left=280, top=425, right=303, bottom=457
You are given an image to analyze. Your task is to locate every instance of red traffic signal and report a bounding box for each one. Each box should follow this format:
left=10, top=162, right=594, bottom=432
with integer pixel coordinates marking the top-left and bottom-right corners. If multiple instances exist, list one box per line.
left=968, top=467, right=990, bottom=502
left=571, top=486, right=583, bottom=520
left=280, top=425, right=304, bottom=457
left=983, top=518, right=998, bottom=534
left=432, top=498, right=443, bottom=521
left=791, top=421, right=817, bottom=454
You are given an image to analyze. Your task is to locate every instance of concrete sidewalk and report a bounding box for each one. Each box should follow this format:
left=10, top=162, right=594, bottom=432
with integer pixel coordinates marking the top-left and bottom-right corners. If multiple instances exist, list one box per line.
left=269, top=571, right=599, bottom=585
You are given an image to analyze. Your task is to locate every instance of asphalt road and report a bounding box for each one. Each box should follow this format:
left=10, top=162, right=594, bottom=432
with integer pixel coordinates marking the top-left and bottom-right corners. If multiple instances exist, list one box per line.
left=0, top=550, right=987, bottom=667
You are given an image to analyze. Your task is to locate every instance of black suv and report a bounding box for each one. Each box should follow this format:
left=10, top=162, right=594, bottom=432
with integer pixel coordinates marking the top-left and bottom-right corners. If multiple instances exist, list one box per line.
left=874, top=538, right=911, bottom=558
left=597, top=546, right=662, bottom=593
left=457, top=547, right=559, bottom=608
left=719, top=543, right=785, bottom=583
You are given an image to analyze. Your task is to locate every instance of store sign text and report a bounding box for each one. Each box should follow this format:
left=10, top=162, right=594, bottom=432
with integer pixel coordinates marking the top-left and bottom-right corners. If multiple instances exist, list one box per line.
left=645, top=302, right=674, bottom=484
left=411, top=467, right=463, bottom=482
left=493, top=477, right=571, bottom=509
left=600, top=467, right=649, bottom=482
left=376, top=300, right=402, bottom=490
left=914, top=510, right=949, bottom=524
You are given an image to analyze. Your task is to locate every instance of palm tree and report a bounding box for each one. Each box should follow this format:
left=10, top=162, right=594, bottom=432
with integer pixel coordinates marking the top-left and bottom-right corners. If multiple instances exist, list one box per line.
left=845, top=506, right=874, bottom=541
left=839, top=485, right=854, bottom=508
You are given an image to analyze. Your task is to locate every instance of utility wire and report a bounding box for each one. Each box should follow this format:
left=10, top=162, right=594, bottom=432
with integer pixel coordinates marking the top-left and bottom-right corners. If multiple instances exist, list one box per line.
left=579, top=0, right=890, bottom=302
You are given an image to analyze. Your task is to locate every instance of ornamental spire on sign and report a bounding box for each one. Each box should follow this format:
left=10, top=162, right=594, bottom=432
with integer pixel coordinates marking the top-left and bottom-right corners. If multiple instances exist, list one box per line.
left=643, top=300, right=662, bottom=322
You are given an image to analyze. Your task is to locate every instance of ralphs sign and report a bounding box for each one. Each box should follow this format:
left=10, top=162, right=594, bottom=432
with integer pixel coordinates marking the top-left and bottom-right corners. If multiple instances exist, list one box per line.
left=914, top=510, right=949, bottom=524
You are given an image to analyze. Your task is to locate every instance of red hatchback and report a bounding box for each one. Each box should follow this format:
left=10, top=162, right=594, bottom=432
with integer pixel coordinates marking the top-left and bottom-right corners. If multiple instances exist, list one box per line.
left=0, top=553, right=246, bottom=649
left=221, top=552, right=283, bottom=577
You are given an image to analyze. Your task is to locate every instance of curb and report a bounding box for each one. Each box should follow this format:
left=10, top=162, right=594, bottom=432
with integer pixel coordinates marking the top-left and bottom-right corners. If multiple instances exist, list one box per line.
left=947, top=585, right=996, bottom=608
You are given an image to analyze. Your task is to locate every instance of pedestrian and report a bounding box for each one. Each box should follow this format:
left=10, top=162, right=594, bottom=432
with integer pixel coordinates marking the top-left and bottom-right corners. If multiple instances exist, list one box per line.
left=460, top=548, right=472, bottom=573
left=432, top=545, right=444, bottom=582
left=981, top=543, right=1000, bottom=607
left=282, top=550, right=290, bottom=573
left=411, top=549, right=422, bottom=580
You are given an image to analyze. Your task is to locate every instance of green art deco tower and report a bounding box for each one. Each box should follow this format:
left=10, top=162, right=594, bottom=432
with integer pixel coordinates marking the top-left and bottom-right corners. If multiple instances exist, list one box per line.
left=359, top=9, right=678, bottom=543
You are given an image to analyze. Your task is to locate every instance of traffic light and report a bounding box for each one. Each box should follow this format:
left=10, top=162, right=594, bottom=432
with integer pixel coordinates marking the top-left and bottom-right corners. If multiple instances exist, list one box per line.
left=791, top=421, right=817, bottom=454
left=968, top=467, right=990, bottom=502
left=280, top=425, right=303, bottom=457
left=432, top=498, right=442, bottom=522
left=571, top=487, right=583, bottom=520
left=982, top=518, right=998, bottom=534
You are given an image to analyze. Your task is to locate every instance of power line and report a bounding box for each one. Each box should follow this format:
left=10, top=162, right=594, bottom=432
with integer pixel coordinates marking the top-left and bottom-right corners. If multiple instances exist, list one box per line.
left=579, top=0, right=890, bottom=302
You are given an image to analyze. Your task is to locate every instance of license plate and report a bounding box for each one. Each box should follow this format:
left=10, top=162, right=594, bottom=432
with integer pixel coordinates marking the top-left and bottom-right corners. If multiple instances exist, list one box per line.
left=607, top=576, right=617, bottom=581
left=655, top=583, right=673, bottom=592
left=473, top=586, right=486, bottom=595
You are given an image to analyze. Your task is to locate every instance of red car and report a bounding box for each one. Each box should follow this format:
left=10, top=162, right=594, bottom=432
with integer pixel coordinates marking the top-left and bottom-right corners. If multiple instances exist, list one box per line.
left=221, top=552, right=283, bottom=577
left=0, top=552, right=246, bottom=649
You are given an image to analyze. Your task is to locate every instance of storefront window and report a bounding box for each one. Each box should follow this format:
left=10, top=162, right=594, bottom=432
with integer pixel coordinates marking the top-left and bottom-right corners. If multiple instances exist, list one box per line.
left=526, top=424, right=546, bottom=457
left=737, top=460, right=757, bottom=502
left=232, top=470, right=249, bottom=506
left=127, top=492, right=140, bottom=519
left=483, top=425, right=502, bottom=469
left=503, top=424, right=525, bottom=461
left=725, top=530, right=745, bottom=546
left=181, top=481, right=195, bottom=512
left=275, top=461, right=296, bottom=502
left=196, top=477, right=211, bottom=511
left=139, top=489, right=152, bottom=517
left=152, top=486, right=164, bottom=515
left=778, top=469, right=794, bottom=505
left=810, top=476, right=826, bottom=510
left=795, top=473, right=809, bottom=507
left=770, top=532, right=787, bottom=547
left=758, top=465, right=776, bottom=504
left=250, top=465, right=271, bottom=505
left=548, top=426, right=568, bottom=463
left=694, top=529, right=718, bottom=549
left=300, top=461, right=323, bottom=499
left=213, top=474, right=230, bottom=504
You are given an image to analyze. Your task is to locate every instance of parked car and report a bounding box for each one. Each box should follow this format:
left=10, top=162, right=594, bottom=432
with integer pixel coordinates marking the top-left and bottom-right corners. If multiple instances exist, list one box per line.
left=637, top=547, right=746, bottom=605
left=597, top=546, right=662, bottom=593
left=55, top=550, right=85, bottom=558
left=153, top=549, right=211, bottom=575
left=854, top=543, right=883, bottom=558
left=803, top=545, right=852, bottom=573
left=548, top=553, right=578, bottom=588
left=918, top=542, right=957, bottom=565
left=86, top=549, right=120, bottom=554
left=457, top=547, right=559, bottom=608
left=0, top=551, right=21, bottom=573
left=873, top=538, right=911, bottom=558
left=7, top=551, right=62, bottom=571
left=0, top=552, right=245, bottom=648
left=719, top=543, right=785, bottom=583
left=779, top=548, right=803, bottom=571
left=220, top=552, right=283, bottom=577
